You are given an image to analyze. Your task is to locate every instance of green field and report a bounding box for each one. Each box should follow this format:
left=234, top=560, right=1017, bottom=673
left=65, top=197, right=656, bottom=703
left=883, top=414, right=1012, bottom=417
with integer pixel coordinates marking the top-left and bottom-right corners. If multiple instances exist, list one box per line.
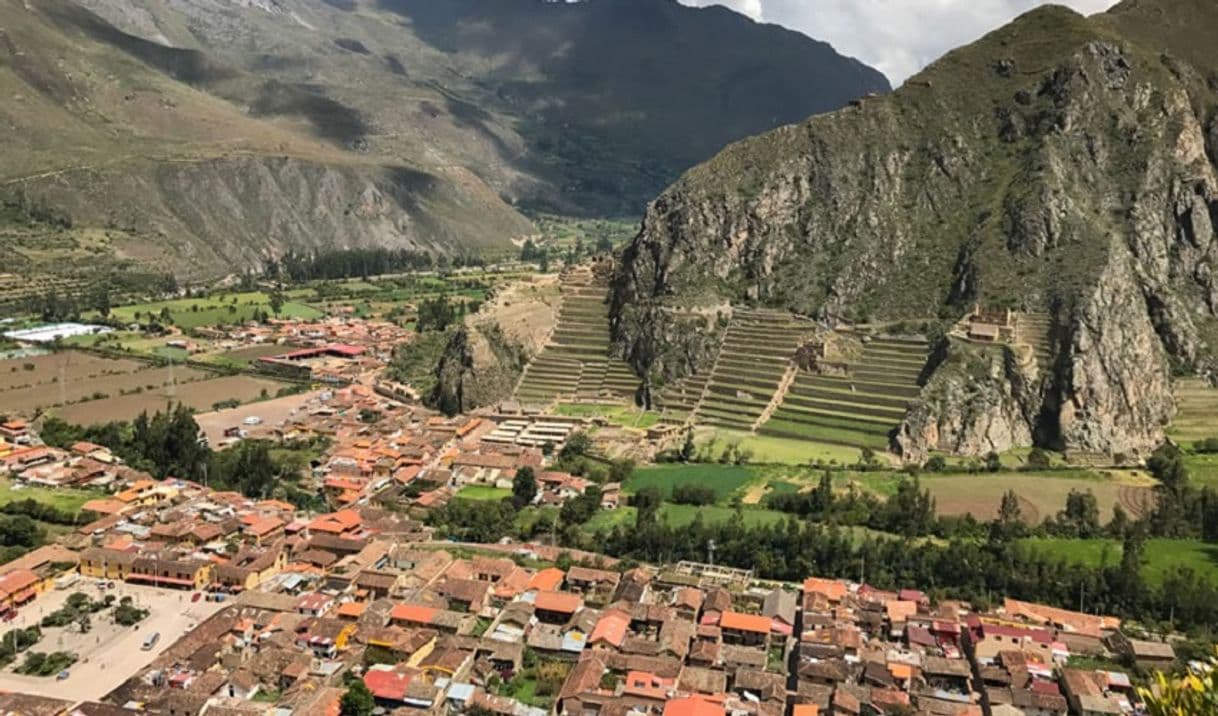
left=700, top=429, right=867, bottom=466
left=0, top=477, right=102, bottom=515
left=625, top=464, right=753, bottom=501
left=106, top=292, right=322, bottom=330
left=1021, top=537, right=1218, bottom=586
left=455, top=486, right=512, bottom=502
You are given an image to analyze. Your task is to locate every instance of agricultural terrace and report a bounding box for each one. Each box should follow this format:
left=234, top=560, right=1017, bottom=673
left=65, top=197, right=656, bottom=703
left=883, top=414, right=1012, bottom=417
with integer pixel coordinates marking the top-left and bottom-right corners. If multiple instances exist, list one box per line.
left=684, top=309, right=814, bottom=431
left=552, top=403, right=659, bottom=430
left=1021, top=537, right=1218, bottom=586
left=760, top=334, right=929, bottom=450
left=1167, top=378, right=1218, bottom=443
left=514, top=267, right=636, bottom=405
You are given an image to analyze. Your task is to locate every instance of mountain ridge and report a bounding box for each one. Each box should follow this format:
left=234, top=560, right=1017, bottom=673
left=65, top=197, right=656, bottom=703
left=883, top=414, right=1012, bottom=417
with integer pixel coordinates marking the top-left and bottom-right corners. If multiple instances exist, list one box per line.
left=610, top=0, right=1218, bottom=460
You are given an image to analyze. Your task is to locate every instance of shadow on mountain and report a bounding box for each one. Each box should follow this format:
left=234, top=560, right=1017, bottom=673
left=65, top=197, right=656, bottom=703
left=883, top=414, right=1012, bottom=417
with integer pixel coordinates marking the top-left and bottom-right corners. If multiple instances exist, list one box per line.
left=249, top=81, right=370, bottom=147
left=375, top=0, right=890, bottom=215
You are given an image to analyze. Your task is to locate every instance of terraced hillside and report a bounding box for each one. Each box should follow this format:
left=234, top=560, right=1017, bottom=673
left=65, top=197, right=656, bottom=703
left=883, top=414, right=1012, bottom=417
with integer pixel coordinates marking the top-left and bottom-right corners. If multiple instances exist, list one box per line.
left=690, top=310, right=815, bottom=431
left=514, top=269, right=638, bottom=405
left=1014, top=312, right=1054, bottom=369
left=760, top=335, right=930, bottom=449
left=654, top=372, right=714, bottom=425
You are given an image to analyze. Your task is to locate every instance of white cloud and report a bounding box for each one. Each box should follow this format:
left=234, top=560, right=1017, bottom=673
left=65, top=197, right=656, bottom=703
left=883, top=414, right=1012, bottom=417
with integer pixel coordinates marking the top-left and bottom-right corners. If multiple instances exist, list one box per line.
left=681, top=0, right=1119, bottom=83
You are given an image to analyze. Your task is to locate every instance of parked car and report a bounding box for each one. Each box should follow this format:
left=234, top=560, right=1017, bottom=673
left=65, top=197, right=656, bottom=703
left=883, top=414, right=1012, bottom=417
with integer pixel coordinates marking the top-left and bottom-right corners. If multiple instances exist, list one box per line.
left=57, top=670, right=70, bottom=680
left=191, top=592, right=202, bottom=603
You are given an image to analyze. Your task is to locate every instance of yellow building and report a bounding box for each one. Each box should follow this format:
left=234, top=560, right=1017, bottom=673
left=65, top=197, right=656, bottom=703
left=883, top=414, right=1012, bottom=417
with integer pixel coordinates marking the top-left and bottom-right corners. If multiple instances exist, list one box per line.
left=78, top=548, right=136, bottom=580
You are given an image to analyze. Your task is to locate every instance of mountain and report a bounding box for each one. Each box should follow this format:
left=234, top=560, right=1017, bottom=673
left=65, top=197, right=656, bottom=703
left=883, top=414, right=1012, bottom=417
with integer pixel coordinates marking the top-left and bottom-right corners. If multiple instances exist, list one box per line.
left=0, top=0, right=888, bottom=279
left=0, top=0, right=533, bottom=279
left=610, top=0, right=1218, bottom=460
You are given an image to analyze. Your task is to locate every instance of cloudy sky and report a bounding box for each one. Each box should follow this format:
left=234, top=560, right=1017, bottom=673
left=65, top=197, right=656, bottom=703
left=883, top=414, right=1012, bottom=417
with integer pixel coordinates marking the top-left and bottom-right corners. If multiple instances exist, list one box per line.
left=679, top=0, right=1119, bottom=84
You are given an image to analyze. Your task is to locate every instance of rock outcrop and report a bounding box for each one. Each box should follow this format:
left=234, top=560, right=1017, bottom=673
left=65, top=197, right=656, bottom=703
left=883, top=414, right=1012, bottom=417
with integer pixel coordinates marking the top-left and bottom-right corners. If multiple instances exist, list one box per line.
left=611, top=0, right=1218, bottom=460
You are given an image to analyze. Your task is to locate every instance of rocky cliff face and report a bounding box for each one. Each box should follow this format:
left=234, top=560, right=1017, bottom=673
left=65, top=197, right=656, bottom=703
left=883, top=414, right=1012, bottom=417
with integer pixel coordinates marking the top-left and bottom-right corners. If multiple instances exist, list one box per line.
left=612, top=1, right=1218, bottom=459
left=429, top=279, right=560, bottom=414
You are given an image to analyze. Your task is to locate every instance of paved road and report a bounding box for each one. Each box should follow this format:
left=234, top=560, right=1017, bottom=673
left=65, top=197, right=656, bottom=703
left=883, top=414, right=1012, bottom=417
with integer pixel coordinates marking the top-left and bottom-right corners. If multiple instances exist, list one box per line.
left=0, top=582, right=224, bottom=703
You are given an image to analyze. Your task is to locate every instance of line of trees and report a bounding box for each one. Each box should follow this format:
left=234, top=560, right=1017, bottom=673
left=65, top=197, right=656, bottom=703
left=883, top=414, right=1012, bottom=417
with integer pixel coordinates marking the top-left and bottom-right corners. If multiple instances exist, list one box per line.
left=269, top=248, right=487, bottom=283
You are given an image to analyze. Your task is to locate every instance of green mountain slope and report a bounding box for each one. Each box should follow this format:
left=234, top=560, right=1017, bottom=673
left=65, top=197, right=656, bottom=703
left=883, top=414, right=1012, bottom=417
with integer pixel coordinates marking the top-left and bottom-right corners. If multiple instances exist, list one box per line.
left=611, top=0, right=1218, bottom=461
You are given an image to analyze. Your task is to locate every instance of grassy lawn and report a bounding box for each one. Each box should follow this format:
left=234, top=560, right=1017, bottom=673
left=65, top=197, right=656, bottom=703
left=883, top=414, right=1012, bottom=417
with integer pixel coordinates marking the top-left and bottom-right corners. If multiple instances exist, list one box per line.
left=700, top=428, right=867, bottom=465
left=1021, top=537, right=1218, bottom=586
left=0, top=477, right=102, bottom=515
left=625, top=464, right=753, bottom=502
left=455, top=486, right=511, bottom=502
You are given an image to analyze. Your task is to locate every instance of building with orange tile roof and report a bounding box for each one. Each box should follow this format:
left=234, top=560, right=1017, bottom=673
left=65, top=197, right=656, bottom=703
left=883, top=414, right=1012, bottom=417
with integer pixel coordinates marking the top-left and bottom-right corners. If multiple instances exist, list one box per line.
left=663, top=695, right=726, bottom=716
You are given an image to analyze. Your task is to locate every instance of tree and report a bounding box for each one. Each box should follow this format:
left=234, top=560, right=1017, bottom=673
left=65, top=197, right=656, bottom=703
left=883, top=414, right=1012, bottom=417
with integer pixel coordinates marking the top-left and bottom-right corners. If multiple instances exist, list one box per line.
left=560, top=432, right=592, bottom=460
left=268, top=288, right=285, bottom=316
left=923, top=455, right=947, bottom=472
left=1025, top=447, right=1051, bottom=470
left=984, top=451, right=1002, bottom=473
left=608, top=459, right=635, bottom=484
left=994, top=490, right=1025, bottom=540
left=340, top=680, right=375, bottom=716
left=679, top=431, right=695, bottom=463
left=1138, top=651, right=1218, bottom=715
left=512, top=467, right=538, bottom=509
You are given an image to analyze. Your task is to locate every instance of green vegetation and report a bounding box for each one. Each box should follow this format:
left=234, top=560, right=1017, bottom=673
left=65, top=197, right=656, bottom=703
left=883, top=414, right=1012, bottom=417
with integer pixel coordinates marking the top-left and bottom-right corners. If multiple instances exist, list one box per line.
left=1020, top=538, right=1218, bottom=586
left=552, top=403, right=659, bottom=429
left=14, top=650, right=76, bottom=677
left=105, top=292, right=322, bottom=330
left=456, top=486, right=512, bottom=502
left=386, top=329, right=455, bottom=398
left=625, top=464, right=753, bottom=502
left=0, top=478, right=101, bottom=515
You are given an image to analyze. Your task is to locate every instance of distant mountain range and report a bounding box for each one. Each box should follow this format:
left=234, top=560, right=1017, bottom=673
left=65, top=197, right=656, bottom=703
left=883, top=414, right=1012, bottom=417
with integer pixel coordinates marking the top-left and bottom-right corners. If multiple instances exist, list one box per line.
left=0, top=0, right=887, bottom=278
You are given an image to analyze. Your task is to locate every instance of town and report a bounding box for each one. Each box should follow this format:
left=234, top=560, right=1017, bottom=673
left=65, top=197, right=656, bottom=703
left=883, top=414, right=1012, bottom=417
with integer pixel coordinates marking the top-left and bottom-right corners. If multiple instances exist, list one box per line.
left=0, top=412, right=1180, bottom=716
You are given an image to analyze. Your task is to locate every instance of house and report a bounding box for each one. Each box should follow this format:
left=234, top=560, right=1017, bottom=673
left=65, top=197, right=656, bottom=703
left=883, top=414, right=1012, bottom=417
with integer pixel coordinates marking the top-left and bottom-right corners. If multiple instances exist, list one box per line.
left=533, top=590, right=583, bottom=624
left=566, top=565, right=620, bottom=594
left=78, top=547, right=137, bottom=581
left=296, top=592, right=335, bottom=617
left=363, top=667, right=414, bottom=708
left=972, top=623, right=1055, bottom=664
left=438, top=578, right=491, bottom=613
left=0, top=569, right=43, bottom=613
left=663, top=695, right=726, bottom=716
left=1106, top=631, right=1176, bottom=669
left=720, top=611, right=771, bottom=647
